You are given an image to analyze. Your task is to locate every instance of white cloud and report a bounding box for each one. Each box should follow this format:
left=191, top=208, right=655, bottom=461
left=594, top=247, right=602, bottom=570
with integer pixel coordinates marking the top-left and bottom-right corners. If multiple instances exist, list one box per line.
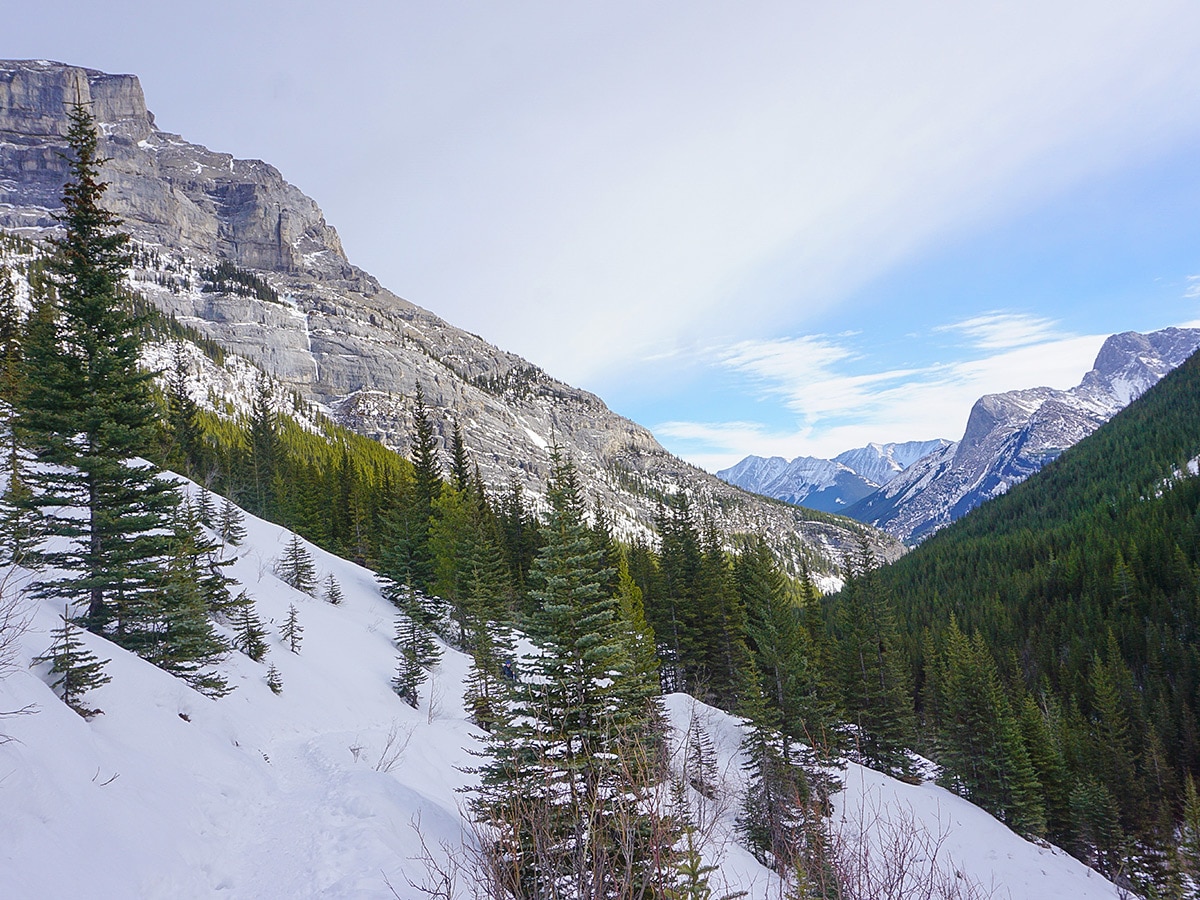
left=935, top=312, right=1065, bottom=350
left=673, top=322, right=1109, bottom=469
left=1185, top=275, right=1200, bottom=299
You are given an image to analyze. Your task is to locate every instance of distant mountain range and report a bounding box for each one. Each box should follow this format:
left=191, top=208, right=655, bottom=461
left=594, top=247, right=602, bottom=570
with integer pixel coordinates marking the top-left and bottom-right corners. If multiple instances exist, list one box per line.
left=718, top=440, right=950, bottom=514
left=720, top=327, right=1200, bottom=543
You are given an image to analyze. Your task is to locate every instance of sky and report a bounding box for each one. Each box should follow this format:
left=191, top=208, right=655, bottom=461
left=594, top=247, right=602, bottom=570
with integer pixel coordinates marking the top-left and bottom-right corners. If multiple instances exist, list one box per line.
left=10, top=2, right=1200, bottom=471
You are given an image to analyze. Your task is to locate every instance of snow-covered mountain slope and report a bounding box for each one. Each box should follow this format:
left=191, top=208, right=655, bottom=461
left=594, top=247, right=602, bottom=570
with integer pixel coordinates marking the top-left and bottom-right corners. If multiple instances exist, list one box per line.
left=0, top=482, right=1123, bottom=899
left=0, top=58, right=898, bottom=575
left=718, top=440, right=950, bottom=514
left=846, top=328, right=1200, bottom=542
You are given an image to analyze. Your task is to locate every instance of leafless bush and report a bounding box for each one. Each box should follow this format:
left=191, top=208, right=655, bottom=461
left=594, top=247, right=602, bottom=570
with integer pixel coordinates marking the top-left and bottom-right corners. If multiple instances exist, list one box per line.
left=375, top=720, right=416, bottom=773
left=818, top=786, right=997, bottom=900
left=0, top=568, right=36, bottom=739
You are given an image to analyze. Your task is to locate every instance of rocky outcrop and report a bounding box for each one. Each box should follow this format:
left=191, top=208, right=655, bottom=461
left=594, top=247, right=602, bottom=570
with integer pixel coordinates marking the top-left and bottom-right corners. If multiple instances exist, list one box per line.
left=845, top=328, right=1200, bottom=542
left=0, top=59, right=900, bottom=576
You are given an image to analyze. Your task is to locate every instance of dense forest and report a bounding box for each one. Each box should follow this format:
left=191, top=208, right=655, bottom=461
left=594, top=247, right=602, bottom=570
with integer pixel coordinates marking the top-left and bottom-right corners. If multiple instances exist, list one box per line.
left=841, top=344, right=1200, bottom=894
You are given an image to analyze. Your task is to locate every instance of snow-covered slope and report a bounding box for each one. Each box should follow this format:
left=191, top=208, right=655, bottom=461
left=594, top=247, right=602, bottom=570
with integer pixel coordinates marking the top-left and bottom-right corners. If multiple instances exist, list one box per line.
left=718, top=440, right=950, bottom=514
left=847, top=328, right=1200, bottom=542
left=0, top=481, right=1121, bottom=898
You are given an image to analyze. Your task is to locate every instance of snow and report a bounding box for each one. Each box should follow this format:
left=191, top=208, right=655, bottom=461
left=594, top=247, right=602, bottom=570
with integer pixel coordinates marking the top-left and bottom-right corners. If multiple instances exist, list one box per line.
left=0, top=480, right=1123, bottom=898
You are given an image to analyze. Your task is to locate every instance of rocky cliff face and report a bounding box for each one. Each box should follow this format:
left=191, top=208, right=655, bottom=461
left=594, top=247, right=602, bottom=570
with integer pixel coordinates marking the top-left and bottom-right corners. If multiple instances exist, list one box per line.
left=845, top=328, right=1200, bottom=542
left=0, top=59, right=897, bottom=575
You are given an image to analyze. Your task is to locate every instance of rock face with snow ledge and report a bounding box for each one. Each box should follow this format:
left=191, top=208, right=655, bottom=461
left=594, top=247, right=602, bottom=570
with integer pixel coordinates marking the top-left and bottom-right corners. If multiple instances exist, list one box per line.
left=0, top=59, right=897, bottom=573
left=846, top=327, right=1200, bottom=542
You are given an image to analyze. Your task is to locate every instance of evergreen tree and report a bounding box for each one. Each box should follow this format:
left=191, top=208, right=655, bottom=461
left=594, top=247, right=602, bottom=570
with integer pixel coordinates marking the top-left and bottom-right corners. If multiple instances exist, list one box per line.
left=145, top=503, right=231, bottom=696
left=737, top=538, right=829, bottom=752
left=391, top=581, right=442, bottom=709
left=19, top=102, right=178, bottom=637
left=322, top=572, right=343, bottom=605
left=277, top=533, right=317, bottom=595
left=0, top=264, right=34, bottom=564
left=935, top=619, right=1045, bottom=837
left=245, top=375, right=280, bottom=518
left=449, top=418, right=470, bottom=494
left=163, top=342, right=205, bottom=479
left=217, top=495, right=246, bottom=546
left=230, top=593, right=268, bottom=662
left=32, top=607, right=111, bottom=717
left=736, top=674, right=813, bottom=875
left=833, top=538, right=915, bottom=779
left=281, top=603, right=303, bottom=654
left=266, top=661, right=283, bottom=695
left=471, top=449, right=665, bottom=897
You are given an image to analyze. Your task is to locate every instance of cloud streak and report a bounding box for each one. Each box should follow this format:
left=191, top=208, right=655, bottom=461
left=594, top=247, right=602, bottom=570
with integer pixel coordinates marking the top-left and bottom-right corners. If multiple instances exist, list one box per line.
left=667, top=315, right=1110, bottom=468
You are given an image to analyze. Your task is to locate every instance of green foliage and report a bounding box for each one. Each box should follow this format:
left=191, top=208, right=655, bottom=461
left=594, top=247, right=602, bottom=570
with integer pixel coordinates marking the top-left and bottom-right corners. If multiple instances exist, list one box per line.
left=32, top=607, right=111, bottom=717
left=830, top=539, right=914, bottom=779
left=230, top=593, right=268, bottom=662
left=199, top=260, right=279, bottom=304
left=862, top=344, right=1200, bottom=882
left=277, top=534, right=317, bottom=596
left=19, top=102, right=179, bottom=636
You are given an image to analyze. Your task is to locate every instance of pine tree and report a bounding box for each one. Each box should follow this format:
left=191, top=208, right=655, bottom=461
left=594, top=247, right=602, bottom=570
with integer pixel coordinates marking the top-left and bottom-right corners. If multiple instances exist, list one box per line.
left=276, top=533, right=317, bottom=595
left=281, top=603, right=303, bottom=654
left=0, top=264, right=34, bottom=564
left=471, top=449, right=665, bottom=897
left=833, top=538, right=915, bottom=779
left=144, top=503, right=231, bottom=696
left=230, top=593, right=268, bottom=661
left=266, top=661, right=283, bottom=695
left=322, top=572, right=343, bottom=605
left=32, top=607, right=111, bottom=717
left=1179, top=775, right=1200, bottom=898
left=935, top=620, right=1045, bottom=837
left=19, top=102, right=178, bottom=637
left=217, top=496, right=246, bottom=546
left=737, top=538, right=829, bottom=752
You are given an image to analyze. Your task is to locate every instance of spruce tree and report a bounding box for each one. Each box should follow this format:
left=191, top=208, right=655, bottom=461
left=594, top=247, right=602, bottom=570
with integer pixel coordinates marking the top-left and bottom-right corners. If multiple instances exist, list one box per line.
left=0, top=264, right=33, bottom=564
left=230, top=593, right=268, bottom=662
left=322, top=572, right=343, bottom=605
left=935, top=620, right=1045, bottom=837
left=145, top=504, right=231, bottom=696
left=471, top=449, right=665, bottom=897
left=266, top=661, right=283, bottom=695
left=217, top=496, right=246, bottom=546
left=281, top=603, right=303, bottom=654
left=32, top=607, right=111, bottom=717
left=833, top=538, right=915, bottom=779
left=277, top=533, right=317, bottom=595
left=19, top=102, right=178, bottom=637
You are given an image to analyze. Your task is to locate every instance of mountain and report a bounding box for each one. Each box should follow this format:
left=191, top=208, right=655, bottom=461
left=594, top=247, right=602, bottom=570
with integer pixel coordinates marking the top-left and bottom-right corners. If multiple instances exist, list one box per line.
left=0, top=474, right=1123, bottom=899
left=0, top=59, right=898, bottom=575
left=718, top=439, right=950, bottom=514
left=852, top=338, right=1200, bottom=887
left=845, top=327, right=1200, bottom=542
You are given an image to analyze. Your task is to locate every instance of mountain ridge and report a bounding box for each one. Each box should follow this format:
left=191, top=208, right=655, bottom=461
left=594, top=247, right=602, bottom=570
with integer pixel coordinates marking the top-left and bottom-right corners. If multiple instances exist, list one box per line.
left=0, top=58, right=899, bottom=574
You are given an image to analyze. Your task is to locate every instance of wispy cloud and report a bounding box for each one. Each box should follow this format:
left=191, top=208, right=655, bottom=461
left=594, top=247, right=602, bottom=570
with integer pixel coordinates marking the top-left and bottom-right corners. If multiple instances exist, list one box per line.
left=1185, top=275, right=1200, bottom=299
left=935, top=312, right=1065, bottom=350
left=666, top=315, right=1110, bottom=469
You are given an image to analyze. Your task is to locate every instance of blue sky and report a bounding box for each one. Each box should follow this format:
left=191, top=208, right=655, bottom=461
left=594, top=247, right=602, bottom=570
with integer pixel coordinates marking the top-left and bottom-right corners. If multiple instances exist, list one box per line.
left=11, top=2, right=1200, bottom=470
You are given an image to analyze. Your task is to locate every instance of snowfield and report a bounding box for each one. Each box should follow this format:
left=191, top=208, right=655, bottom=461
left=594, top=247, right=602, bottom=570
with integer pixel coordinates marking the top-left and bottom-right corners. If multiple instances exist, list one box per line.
left=0, top=483, right=1122, bottom=899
